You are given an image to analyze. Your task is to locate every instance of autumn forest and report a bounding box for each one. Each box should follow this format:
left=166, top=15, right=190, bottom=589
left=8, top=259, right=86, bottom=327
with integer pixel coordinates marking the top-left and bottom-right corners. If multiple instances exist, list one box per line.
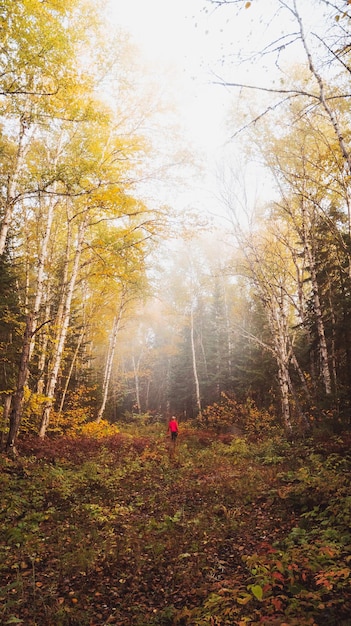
left=1, top=1, right=351, bottom=625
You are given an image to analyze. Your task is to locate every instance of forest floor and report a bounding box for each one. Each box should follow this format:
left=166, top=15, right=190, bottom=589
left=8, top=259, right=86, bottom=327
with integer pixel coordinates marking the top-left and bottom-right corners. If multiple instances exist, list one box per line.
left=1, top=426, right=351, bottom=626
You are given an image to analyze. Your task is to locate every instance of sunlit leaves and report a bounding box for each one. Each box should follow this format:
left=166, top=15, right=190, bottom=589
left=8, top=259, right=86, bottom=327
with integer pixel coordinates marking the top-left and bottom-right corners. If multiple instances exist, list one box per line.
left=0, top=0, right=85, bottom=97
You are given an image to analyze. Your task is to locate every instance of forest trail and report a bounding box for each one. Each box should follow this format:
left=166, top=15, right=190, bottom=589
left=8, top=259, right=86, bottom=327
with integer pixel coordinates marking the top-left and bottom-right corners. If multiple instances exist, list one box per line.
left=1, top=429, right=351, bottom=625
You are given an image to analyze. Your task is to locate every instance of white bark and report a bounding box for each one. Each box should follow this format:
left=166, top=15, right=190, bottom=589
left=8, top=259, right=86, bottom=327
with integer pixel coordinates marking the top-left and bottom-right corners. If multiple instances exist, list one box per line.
left=268, top=298, right=293, bottom=432
left=96, top=301, right=125, bottom=423
left=190, top=303, right=202, bottom=416
left=39, top=217, right=87, bottom=437
left=0, top=113, right=32, bottom=255
left=29, top=134, right=64, bottom=359
left=310, top=261, right=332, bottom=395
left=28, top=198, right=57, bottom=361
left=37, top=288, right=52, bottom=394
left=277, top=360, right=292, bottom=432
left=293, top=0, right=351, bottom=242
left=132, top=352, right=143, bottom=414
left=58, top=326, right=85, bottom=414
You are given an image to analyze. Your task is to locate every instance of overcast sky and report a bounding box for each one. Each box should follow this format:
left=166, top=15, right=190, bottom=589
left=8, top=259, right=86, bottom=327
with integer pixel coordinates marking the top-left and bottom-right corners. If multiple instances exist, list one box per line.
left=103, top=0, right=324, bottom=224
left=106, top=0, right=235, bottom=153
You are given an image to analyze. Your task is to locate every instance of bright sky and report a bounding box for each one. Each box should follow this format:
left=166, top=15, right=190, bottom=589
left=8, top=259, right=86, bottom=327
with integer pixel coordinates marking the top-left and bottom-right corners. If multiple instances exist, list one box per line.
left=105, top=0, right=326, bottom=146
left=108, top=0, right=205, bottom=63
left=103, top=0, right=324, bottom=222
left=106, top=0, right=233, bottom=154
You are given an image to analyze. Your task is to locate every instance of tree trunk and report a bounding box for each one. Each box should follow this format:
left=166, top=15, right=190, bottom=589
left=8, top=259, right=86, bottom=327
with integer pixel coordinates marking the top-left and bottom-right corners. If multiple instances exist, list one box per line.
left=6, top=314, right=34, bottom=454
left=39, top=218, right=87, bottom=437
left=1, top=395, right=12, bottom=448
left=96, top=301, right=124, bottom=423
left=37, top=289, right=52, bottom=394
left=277, top=359, right=292, bottom=433
left=190, top=303, right=202, bottom=417
left=269, top=300, right=293, bottom=433
left=29, top=197, right=57, bottom=361
left=132, top=354, right=143, bottom=414
left=0, top=113, right=32, bottom=255
left=301, top=208, right=332, bottom=396
left=58, top=326, right=85, bottom=414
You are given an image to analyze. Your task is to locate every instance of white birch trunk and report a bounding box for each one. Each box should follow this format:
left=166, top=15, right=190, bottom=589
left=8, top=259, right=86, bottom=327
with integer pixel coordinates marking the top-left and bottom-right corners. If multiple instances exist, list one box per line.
left=190, top=303, right=202, bottom=416
left=96, top=304, right=124, bottom=423
left=37, top=289, right=52, bottom=394
left=132, top=353, right=143, bottom=414
left=39, top=218, right=87, bottom=437
left=29, top=198, right=57, bottom=361
left=0, top=114, right=32, bottom=255
left=295, top=1, right=351, bottom=244
left=277, top=359, right=292, bottom=433
left=58, top=326, right=85, bottom=414
left=269, top=301, right=293, bottom=432
left=29, top=135, right=64, bottom=360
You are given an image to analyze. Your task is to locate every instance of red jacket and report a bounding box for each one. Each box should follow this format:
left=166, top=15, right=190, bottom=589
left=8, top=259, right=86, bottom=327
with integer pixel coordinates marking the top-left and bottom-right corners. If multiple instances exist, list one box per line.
left=168, top=419, right=179, bottom=433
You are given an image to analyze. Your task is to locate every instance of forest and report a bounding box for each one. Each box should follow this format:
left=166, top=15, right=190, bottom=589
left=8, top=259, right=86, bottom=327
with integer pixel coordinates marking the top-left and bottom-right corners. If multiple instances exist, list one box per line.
left=1, top=0, right=351, bottom=624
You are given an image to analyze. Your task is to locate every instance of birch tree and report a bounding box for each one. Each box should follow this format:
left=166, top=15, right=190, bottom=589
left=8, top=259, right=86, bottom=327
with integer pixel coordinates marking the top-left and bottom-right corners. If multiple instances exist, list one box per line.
left=0, top=0, right=96, bottom=254
left=39, top=212, right=88, bottom=437
left=92, top=214, right=153, bottom=422
left=236, top=226, right=299, bottom=431
left=189, top=298, right=202, bottom=417
left=263, top=103, right=351, bottom=397
left=96, top=296, right=126, bottom=423
left=1, top=0, right=184, bottom=446
left=0, top=107, right=34, bottom=255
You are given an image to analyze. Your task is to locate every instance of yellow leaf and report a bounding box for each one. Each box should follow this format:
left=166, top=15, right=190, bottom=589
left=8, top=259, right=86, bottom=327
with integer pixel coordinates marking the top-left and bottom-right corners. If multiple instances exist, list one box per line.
left=237, top=592, right=252, bottom=605
left=249, top=584, right=263, bottom=601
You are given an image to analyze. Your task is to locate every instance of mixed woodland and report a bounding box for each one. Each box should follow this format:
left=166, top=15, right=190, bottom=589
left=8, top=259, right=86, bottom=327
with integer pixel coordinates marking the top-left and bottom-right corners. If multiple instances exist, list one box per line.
left=2, top=0, right=351, bottom=448
left=1, top=1, right=351, bottom=624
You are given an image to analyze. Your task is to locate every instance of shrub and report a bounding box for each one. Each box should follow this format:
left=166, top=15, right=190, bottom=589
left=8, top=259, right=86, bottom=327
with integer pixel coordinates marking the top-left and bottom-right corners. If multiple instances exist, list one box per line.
left=80, top=419, right=119, bottom=438
left=198, top=393, right=246, bottom=433
left=198, top=393, right=278, bottom=440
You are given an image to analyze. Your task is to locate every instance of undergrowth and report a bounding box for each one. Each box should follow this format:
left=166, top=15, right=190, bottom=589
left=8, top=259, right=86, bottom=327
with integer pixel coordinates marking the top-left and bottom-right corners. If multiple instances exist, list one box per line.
left=0, top=428, right=350, bottom=625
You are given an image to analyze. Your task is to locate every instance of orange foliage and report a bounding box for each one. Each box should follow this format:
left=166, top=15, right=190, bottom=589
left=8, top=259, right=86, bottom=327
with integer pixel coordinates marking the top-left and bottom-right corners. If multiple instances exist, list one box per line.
left=199, top=392, right=278, bottom=439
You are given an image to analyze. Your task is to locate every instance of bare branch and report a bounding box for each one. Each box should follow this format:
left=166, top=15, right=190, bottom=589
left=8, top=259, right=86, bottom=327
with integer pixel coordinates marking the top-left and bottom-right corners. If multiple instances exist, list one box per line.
left=214, top=78, right=322, bottom=100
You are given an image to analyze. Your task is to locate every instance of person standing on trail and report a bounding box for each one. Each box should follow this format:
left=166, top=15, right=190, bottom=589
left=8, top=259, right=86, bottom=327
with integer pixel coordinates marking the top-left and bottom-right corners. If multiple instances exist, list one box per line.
left=167, top=416, right=179, bottom=455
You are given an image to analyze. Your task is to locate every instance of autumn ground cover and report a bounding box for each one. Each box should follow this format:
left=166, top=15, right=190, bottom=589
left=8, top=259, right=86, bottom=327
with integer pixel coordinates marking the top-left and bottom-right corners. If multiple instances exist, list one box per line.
left=1, top=427, right=351, bottom=626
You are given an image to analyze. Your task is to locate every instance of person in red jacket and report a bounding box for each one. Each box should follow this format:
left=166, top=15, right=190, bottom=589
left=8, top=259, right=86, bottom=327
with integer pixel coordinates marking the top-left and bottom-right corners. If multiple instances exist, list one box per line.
left=167, top=416, right=179, bottom=455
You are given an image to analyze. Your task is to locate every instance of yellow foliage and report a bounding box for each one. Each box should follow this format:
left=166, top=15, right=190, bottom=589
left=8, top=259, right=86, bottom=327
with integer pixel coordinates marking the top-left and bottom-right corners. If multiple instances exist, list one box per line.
left=20, top=387, right=51, bottom=435
left=80, top=420, right=119, bottom=438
